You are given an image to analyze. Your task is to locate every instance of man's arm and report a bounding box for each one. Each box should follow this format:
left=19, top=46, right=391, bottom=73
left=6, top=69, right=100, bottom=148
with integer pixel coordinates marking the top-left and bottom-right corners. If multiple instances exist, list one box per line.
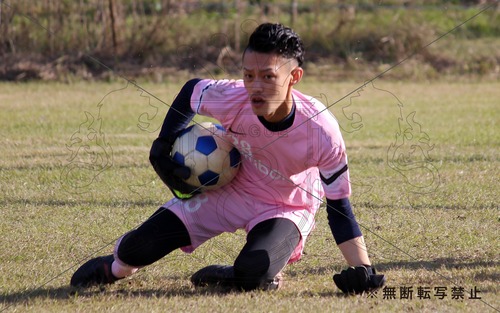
left=326, top=197, right=369, bottom=265
left=158, top=78, right=201, bottom=141
left=337, top=236, right=371, bottom=266
left=326, top=197, right=386, bottom=294
left=326, top=198, right=369, bottom=251
left=149, top=78, right=201, bottom=198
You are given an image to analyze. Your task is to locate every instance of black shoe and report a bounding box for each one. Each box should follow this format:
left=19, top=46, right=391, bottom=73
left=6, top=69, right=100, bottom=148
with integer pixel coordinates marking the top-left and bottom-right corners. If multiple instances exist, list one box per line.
left=70, top=255, right=119, bottom=288
left=190, top=265, right=283, bottom=291
left=190, top=265, right=235, bottom=288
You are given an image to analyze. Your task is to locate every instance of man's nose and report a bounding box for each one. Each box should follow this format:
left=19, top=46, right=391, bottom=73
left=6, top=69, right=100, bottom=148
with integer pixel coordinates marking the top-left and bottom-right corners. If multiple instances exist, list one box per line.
left=251, top=79, right=264, bottom=93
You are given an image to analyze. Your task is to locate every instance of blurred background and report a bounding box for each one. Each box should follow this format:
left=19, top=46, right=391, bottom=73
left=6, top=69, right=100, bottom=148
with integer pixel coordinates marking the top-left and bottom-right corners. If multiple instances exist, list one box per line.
left=0, top=0, right=498, bottom=82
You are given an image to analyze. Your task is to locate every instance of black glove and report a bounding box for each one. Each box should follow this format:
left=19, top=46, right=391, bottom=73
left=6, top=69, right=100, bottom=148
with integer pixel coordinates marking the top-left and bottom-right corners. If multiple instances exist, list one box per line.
left=333, top=265, right=386, bottom=294
left=149, top=137, right=200, bottom=199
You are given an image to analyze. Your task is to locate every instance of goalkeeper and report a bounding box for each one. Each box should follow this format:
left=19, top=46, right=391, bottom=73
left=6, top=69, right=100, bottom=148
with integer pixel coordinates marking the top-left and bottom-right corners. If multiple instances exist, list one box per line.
left=71, top=23, right=386, bottom=294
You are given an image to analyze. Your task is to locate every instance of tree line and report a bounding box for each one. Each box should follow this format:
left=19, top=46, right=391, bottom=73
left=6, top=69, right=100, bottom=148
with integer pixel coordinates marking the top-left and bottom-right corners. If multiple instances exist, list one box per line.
left=0, top=0, right=498, bottom=81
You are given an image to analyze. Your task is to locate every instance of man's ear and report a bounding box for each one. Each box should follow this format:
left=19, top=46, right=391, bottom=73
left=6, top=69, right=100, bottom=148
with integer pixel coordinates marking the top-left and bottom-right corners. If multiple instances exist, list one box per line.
left=289, top=67, right=304, bottom=86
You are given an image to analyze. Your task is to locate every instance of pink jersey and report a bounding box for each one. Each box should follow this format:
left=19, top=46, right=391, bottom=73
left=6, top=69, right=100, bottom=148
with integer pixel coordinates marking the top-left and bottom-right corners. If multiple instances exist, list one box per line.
left=190, top=79, right=351, bottom=208
left=164, top=79, right=352, bottom=263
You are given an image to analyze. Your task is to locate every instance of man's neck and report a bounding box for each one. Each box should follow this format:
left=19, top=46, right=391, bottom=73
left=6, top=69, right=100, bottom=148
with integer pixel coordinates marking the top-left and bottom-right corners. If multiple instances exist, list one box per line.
left=258, top=100, right=296, bottom=132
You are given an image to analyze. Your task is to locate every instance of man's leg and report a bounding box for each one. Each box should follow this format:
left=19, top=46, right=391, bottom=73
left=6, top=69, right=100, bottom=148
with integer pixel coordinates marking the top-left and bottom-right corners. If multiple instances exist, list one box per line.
left=71, top=207, right=191, bottom=287
left=115, top=207, right=191, bottom=267
left=191, top=218, right=300, bottom=291
left=234, top=218, right=300, bottom=290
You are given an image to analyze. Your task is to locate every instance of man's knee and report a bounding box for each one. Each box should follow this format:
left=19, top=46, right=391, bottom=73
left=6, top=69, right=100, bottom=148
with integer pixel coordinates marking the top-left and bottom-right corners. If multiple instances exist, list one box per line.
left=116, top=230, right=151, bottom=267
left=116, top=208, right=190, bottom=267
left=234, top=249, right=273, bottom=290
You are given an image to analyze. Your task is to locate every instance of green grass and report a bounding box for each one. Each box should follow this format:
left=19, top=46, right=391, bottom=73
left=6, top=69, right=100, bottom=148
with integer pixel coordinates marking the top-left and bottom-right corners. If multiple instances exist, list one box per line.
left=0, top=79, right=498, bottom=312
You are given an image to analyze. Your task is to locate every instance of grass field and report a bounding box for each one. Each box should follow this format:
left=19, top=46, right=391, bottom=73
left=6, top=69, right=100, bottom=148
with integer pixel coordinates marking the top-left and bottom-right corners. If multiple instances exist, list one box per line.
left=0, top=78, right=498, bottom=312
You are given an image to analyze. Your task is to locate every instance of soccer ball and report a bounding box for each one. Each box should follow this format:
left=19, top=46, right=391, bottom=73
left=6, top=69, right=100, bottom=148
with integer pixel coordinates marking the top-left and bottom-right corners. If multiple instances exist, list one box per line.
left=171, top=122, right=241, bottom=191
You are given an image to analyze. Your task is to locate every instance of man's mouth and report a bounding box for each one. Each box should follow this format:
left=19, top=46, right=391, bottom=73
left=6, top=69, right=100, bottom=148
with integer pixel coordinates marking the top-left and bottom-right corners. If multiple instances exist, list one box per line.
left=251, top=96, right=266, bottom=107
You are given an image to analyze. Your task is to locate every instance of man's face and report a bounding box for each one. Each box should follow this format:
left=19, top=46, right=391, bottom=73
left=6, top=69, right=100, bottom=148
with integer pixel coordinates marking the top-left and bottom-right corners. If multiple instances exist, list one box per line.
left=242, top=50, right=299, bottom=122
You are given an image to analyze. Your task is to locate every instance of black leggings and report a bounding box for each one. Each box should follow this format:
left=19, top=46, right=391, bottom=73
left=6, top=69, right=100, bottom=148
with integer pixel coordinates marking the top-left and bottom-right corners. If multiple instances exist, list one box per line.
left=233, top=217, right=300, bottom=290
left=116, top=207, right=300, bottom=290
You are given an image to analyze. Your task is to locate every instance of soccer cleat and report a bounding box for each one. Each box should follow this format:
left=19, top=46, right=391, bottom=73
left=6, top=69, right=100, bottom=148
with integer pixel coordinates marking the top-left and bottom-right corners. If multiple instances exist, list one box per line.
left=190, top=265, right=235, bottom=288
left=70, top=254, right=120, bottom=288
left=190, top=264, right=283, bottom=291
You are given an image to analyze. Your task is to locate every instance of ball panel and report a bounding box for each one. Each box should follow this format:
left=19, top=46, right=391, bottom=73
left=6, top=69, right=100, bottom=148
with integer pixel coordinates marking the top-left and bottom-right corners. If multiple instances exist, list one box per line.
left=196, top=136, right=218, bottom=155
left=229, top=148, right=241, bottom=168
left=174, top=130, right=196, bottom=156
left=172, top=151, right=185, bottom=165
left=187, top=151, right=206, bottom=180
left=206, top=149, right=227, bottom=171
left=198, top=170, right=219, bottom=186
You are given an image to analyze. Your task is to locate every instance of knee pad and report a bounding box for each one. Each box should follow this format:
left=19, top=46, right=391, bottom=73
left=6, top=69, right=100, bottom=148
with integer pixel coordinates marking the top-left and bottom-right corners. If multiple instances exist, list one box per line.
left=234, top=250, right=272, bottom=290
left=115, top=231, right=149, bottom=266
left=113, top=233, right=141, bottom=277
left=115, top=208, right=190, bottom=267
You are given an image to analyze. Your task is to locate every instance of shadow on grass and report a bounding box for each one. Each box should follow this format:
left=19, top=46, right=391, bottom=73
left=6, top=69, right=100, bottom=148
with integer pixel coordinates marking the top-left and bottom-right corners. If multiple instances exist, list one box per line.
left=0, top=281, right=347, bottom=309
left=5, top=257, right=494, bottom=308
left=376, top=257, right=499, bottom=272
left=0, top=198, right=161, bottom=208
left=289, top=257, right=499, bottom=280
left=0, top=284, right=234, bottom=308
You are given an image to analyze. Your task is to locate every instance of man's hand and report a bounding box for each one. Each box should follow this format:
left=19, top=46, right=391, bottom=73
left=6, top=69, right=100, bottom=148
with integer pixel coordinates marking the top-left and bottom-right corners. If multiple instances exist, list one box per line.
left=333, top=265, right=386, bottom=294
left=149, top=137, right=200, bottom=199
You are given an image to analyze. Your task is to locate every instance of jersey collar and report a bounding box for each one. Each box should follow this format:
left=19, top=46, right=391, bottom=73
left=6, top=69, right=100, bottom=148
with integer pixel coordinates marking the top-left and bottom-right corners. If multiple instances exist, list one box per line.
left=257, top=100, right=296, bottom=132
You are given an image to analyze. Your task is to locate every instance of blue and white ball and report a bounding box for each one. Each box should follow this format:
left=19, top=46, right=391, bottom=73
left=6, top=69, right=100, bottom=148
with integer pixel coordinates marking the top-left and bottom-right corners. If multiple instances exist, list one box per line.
left=171, top=122, right=241, bottom=191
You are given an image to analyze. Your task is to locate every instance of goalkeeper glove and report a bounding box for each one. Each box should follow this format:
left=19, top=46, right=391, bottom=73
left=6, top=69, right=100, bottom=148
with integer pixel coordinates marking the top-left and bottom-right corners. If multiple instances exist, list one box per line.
left=333, top=265, right=386, bottom=294
left=149, top=137, right=200, bottom=199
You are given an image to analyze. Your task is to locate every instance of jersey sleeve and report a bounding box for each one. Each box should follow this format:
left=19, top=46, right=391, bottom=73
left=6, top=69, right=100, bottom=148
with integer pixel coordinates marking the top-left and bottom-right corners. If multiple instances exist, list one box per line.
left=190, top=79, right=246, bottom=125
left=316, top=113, right=352, bottom=200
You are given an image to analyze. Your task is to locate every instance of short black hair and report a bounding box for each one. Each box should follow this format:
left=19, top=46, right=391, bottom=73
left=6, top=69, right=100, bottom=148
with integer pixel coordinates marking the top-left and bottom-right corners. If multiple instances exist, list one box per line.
left=245, top=23, right=305, bottom=66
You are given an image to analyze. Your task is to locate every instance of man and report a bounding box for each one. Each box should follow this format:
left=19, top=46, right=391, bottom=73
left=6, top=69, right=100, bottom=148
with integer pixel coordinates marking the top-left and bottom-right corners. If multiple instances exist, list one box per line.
left=71, top=23, right=385, bottom=294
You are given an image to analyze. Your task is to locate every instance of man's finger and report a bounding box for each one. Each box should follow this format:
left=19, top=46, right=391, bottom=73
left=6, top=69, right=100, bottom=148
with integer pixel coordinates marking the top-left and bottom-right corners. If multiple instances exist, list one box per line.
left=173, top=166, right=191, bottom=179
